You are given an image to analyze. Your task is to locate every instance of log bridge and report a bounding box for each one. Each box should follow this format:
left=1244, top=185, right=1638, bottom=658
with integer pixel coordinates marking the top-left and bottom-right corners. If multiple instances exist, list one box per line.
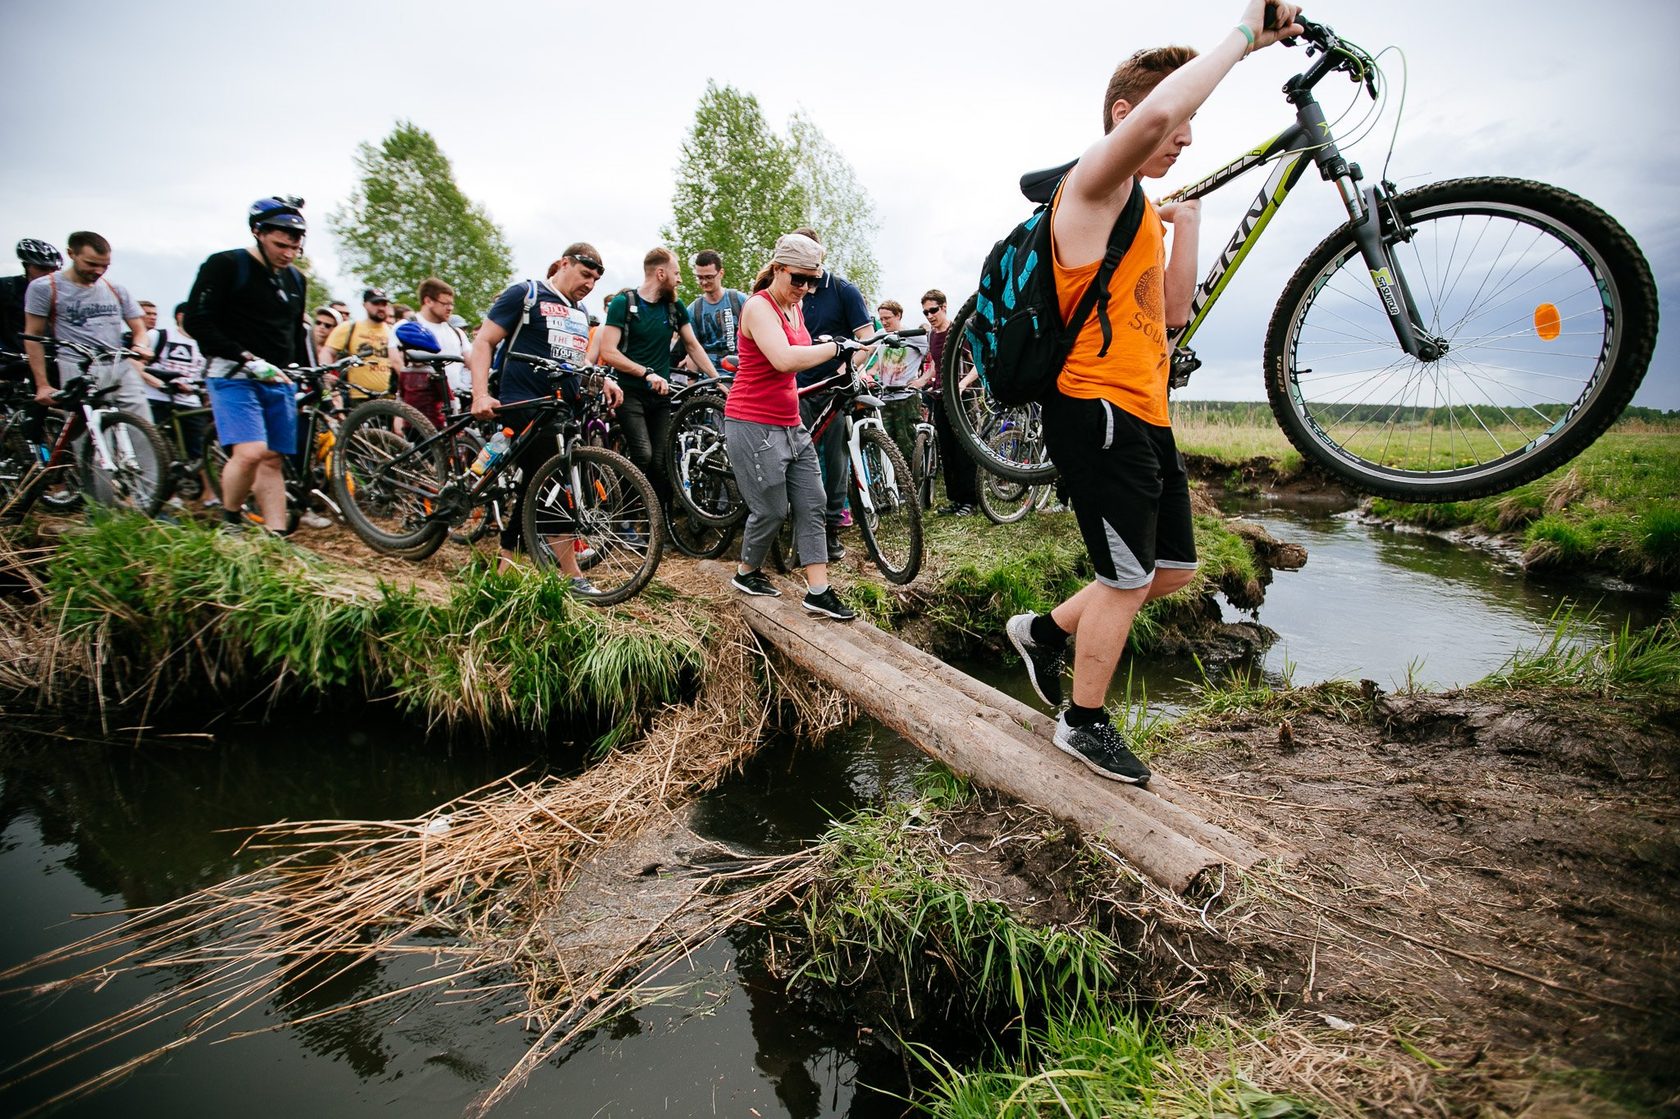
left=701, top=563, right=1280, bottom=894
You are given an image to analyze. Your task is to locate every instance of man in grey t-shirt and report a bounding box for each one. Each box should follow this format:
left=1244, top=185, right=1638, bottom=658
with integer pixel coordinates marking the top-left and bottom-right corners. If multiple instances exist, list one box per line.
left=22, top=230, right=151, bottom=416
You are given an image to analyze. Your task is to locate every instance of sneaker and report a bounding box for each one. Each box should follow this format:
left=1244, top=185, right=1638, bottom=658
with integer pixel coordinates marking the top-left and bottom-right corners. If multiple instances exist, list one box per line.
left=202, top=496, right=222, bottom=509
left=838, top=508, right=853, bottom=527
left=299, top=511, right=332, bottom=529
left=1006, top=613, right=1066, bottom=708
left=730, top=570, right=781, bottom=597
left=568, top=575, right=597, bottom=595
left=802, top=586, right=856, bottom=621
left=826, top=527, right=846, bottom=562
left=936, top=502, right=976, bottom=516
left=1053, top=715, right=1151, bottom=785
left=167, top=495, right=185, bottom=510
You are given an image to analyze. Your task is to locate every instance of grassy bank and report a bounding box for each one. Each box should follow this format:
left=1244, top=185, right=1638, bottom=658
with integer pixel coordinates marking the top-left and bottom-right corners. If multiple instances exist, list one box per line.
left=20, top=515, right=708, bottom=742
left=1368, top=432, right=1680, bottom=583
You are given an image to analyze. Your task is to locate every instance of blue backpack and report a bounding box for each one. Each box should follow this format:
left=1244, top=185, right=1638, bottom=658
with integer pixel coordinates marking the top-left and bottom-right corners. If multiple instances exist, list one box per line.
left=964, top=161, right=1146, bottom=406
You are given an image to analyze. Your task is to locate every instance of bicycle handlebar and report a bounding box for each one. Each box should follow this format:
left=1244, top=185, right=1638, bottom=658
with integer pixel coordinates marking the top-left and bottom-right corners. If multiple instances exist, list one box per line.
left=22, top=333, right=147, bottom=365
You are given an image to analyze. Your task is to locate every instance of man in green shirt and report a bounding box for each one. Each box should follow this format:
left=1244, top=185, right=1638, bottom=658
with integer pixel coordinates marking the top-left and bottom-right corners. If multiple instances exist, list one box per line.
left=597, top=246, right=718, bottom=504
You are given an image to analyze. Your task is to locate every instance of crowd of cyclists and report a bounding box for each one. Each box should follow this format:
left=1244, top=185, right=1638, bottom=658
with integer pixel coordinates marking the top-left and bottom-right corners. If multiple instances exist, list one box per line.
left=0, top=204, right=973, bottom=618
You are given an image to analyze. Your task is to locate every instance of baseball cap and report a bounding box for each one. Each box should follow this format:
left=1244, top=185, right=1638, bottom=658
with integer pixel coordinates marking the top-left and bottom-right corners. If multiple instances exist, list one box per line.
left=363, top=287, right=389, bottom=303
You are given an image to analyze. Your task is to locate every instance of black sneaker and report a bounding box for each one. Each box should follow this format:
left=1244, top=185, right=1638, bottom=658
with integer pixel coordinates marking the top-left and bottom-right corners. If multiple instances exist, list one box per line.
left=802, top=587, right=856, bottom=621
left=731, top=570, right=781, bottom=597
left=826, top=528, right=846, bottom=562
left=1053, top=715, right=1151, bottom=785
left=936, top=502, right=976, bottom=516
left=1006, top=613, right=1065, bottom=707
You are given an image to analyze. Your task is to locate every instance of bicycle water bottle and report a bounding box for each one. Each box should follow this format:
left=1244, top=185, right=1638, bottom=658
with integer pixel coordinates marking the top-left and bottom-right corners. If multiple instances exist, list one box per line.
left=471, top=428, right=514, bottom=477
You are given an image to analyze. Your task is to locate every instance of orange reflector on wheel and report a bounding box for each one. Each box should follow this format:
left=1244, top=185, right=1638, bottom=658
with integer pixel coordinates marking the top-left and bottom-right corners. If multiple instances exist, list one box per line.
left=1533, top=303, right=1562, bottom=341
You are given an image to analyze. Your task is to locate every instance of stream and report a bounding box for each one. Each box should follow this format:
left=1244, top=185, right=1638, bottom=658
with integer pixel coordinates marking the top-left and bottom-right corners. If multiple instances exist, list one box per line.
left=1, top=508, right=1668, bottom=1117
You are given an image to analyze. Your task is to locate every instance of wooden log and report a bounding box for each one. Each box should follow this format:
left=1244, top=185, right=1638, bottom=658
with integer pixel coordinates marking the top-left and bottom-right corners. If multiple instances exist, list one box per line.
left=837, top=610, right=1279, bottom=869
left=701, top=563, right=1232, bottom=894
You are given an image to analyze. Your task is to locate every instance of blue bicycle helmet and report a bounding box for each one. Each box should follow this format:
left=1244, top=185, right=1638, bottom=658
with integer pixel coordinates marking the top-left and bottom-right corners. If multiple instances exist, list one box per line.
left=248, top=195, right=307, bottom=234
left=395, top=319, right=441, bottom=353
left=16, top=238, right=63, bottom=268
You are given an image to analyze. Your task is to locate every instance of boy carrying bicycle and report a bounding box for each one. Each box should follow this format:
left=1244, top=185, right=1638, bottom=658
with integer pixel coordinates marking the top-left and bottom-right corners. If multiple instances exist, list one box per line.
left=1006, top=2, right=1302, bottom=786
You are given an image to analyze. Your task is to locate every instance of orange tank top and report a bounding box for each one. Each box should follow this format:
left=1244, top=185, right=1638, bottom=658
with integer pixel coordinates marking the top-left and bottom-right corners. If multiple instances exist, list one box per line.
left=1050, top=183, right=1170, bottom=426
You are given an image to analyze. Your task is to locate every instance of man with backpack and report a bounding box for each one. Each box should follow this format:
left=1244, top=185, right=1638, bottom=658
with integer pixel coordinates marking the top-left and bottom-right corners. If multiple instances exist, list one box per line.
left=1002, top=3, right=1302, bottom=786
left=2, top=239, right=63, bottom=366
left=183, top=196, right=311, bottom=533
left=318, top=287, right=394, bottom=401
left=22, top=231, right=153, bottom=416
left=686, top=249, right=748, bottom=371
left=597, top=246, right=718, bottom=507
left=392, top=276, right=470, bottom=428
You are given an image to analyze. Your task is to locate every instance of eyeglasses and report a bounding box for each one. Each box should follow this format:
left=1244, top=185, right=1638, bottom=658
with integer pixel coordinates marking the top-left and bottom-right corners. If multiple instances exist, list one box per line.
left=787, top=272, right=822, bottom=289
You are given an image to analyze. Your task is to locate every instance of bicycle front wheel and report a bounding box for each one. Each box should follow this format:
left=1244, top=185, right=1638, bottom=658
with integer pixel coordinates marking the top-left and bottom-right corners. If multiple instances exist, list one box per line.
left=332, top=399, right=448, bottom=554
left=0, top=411, right=43, bottom=519
left=82, top=412, right=169, bottom=516
left=851, top=427, right=922, bottom=584
left=912, top=427, right=938, bottom=510
left=978, top=469, right=1034, bottom=525
left=667, top=391, right=745, bottom=528
left=1266, top=177, right=1658, bottom=502
left=942, top=294, right=1060, bottom=485
left=523, top=446, right=662, bottom=606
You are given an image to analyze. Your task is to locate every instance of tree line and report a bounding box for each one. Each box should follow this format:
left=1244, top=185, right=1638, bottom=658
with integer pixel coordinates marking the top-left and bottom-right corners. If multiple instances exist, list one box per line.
left=322, top=83, right=880, bottom=323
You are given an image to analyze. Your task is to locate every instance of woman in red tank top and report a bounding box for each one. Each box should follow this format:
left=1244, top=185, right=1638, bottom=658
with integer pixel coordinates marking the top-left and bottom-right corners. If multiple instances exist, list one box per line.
left=723, top=234, right=858, bottom=620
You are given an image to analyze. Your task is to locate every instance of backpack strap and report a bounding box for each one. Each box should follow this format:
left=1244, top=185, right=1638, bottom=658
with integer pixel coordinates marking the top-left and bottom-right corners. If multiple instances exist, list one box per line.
left=494, top=279, right=540, bottom=377
left=47, top=273, right=57, bottom=336
left=1063, top=181, right=1147, bottom=360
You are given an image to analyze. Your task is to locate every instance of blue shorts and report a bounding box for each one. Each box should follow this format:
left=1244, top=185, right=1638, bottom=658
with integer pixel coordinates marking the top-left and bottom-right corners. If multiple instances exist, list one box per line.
left=206, top=377, right=297, bottom=454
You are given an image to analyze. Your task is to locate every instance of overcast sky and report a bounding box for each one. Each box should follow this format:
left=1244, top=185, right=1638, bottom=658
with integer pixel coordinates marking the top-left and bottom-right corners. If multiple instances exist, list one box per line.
left=3, top=0, right=1674, bottom=408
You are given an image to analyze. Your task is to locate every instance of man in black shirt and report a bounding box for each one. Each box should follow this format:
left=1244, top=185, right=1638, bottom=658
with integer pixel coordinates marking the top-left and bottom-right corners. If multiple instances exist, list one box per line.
left=184, top=196, right=310, bottom=531
left=1, top=239, right=63, bottom=375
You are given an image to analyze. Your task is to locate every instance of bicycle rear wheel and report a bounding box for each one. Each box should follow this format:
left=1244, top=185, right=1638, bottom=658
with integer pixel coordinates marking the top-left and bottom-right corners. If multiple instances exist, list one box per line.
left=0, top=411, right=43, bottom=519
left=667, top=391, right=746, bottom=528
left=1266, top=177, right=1658, bottom=502
left=942, top=295, right=1060, bottom=485
left=82, top=412, right=169, bottom=516
left=523, top=446, right=662, bottom=606
left=664, top=499, right=736, bottom=559
left=332, top=399, right=448, bottom=554
left=978, top=472, right=1034, bottom=525
left=851, top=427, right=922, bottom=584
left=912, top=427, right=938, bottom=510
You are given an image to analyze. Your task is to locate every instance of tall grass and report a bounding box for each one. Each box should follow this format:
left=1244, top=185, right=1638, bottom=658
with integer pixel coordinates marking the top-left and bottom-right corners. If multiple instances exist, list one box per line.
left=41, top=515, right=706, bottom=740
left=1477, top=606, right=1680, bottom=703
left=788, top=798, right=1120, bottom=1029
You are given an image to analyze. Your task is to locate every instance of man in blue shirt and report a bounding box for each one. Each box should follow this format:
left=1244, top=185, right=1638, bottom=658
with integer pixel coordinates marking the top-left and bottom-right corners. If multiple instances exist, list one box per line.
left=792, top=227, right=873, bottom=561
left=466, top=242, right=624, bottom=581
left=685, top=249, right=748, bottom=371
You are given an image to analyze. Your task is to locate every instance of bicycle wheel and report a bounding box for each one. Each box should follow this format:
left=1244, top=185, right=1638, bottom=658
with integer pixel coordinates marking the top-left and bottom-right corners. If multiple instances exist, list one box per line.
left=331, top=399, right=448, bottom=554
left=82, top=412, right=169, bottom=516
left=667, top=391, right=746, bottom=528
left=36, top=412, right=83, bottom=511
left=978, top=472, right=1034, bottom=525
left=912, top=427, right=939, bottom=510
left=1266, top=177, right=1658, bottom=502
left=851, top=427, right=922, bottom=584
left=0, top=411, right=43, bottom=519
left=664, top=499, right=735, bottom=559
left=941, top=294, right=1060, bottom=485
left=523, top=446, right=662, bottom=606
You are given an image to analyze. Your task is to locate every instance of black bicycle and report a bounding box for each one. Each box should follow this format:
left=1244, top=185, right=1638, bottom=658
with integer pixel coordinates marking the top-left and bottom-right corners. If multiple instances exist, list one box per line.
left=943, top=14, right=1657, bottom=501
left=331, top=357, right=663, bottom=605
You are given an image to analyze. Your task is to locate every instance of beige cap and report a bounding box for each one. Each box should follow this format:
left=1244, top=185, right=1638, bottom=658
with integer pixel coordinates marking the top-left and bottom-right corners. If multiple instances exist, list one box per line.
left=770, top=233, right=824, bottom=270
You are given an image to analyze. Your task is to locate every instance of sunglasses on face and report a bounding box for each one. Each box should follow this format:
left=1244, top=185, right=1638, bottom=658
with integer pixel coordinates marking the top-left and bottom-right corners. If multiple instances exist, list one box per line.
left=315, top=319, right=336, bottom=328
left=787, top=272, right=822, bottom=289
left=923, top=306, right=943, bottom=316
left=571, top=255, right=604, bottom=274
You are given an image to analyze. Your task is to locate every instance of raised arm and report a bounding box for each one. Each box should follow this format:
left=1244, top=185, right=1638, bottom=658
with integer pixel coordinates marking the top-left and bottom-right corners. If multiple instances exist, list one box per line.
left=739, top=298, right=846, bottom=374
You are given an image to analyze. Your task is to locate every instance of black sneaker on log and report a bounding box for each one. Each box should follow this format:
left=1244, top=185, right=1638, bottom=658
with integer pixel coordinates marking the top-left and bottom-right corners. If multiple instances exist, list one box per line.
left=1053, top=715, right=1151, bottom=785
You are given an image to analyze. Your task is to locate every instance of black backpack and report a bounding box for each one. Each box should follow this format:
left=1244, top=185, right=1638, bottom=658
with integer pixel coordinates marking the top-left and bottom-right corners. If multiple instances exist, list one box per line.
left=963, top=160, right=1146, bottom=405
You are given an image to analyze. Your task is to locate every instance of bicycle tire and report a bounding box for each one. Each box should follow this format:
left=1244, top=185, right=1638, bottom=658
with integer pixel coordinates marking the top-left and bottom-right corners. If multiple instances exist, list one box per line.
left=978, top=470, right=1034, bottom=525
left=666, top=391, right=746, bottom=528
left=664, top=499, right=736, bottom=559
left=36, top=412, right=83, bottom=511
left=82, top=412, right=170, bottom=517
left=0, top=411, right=43, bottom=519
left=522, top=445, right=662, bottom=606
left=851, top=427, right=922, bottom=584
left=941, top=294, right=1060, bottom=485
left=1265, top=177, right=1658, bottom=502
left=912, top=428, right=938, bottom=510
left=331, top=399, right=448, bottom=554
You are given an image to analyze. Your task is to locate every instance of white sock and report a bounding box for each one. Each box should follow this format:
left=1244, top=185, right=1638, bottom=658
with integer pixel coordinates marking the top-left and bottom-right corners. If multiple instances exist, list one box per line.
left=807, top=583, right=828, bottom=595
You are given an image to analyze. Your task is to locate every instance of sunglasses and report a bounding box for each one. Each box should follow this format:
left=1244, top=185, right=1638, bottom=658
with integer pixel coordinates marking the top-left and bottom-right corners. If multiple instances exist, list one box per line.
left=787, top=272, right=823, bottom=289
left=571, top=255, right=604, bottom=274
left=923, top=306, right=943, bottom=316
left=315, top=319, right=336, bottom=328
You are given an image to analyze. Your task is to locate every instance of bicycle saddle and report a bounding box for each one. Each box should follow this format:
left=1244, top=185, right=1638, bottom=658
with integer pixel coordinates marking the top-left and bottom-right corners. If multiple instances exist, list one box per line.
left=1020, top=159, right=1077, bottom=204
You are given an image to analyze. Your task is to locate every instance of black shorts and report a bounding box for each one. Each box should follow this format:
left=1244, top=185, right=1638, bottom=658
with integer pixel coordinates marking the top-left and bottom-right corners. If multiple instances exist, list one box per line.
left=1040, top=393, right=1197, bottom=590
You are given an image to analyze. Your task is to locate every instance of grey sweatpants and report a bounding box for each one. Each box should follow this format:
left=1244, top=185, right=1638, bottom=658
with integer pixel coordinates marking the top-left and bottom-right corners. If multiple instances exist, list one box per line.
left=724, top=417, right=829, bottom=572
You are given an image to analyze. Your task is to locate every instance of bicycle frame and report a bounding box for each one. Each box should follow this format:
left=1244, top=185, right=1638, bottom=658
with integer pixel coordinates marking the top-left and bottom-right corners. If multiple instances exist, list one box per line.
left=1160, top=39, right=1435, bottom=366
left=798, top=372, right=902, bottom=520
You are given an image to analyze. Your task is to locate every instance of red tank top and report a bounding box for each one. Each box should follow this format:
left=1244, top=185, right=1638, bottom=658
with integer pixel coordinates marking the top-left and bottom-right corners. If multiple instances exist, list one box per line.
left=726, top=290, right=808, bottom=426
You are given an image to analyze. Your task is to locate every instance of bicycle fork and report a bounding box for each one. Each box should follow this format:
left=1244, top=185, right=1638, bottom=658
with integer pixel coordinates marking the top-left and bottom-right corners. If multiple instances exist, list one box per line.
left=1340, top=178, right=1445, bottom=361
